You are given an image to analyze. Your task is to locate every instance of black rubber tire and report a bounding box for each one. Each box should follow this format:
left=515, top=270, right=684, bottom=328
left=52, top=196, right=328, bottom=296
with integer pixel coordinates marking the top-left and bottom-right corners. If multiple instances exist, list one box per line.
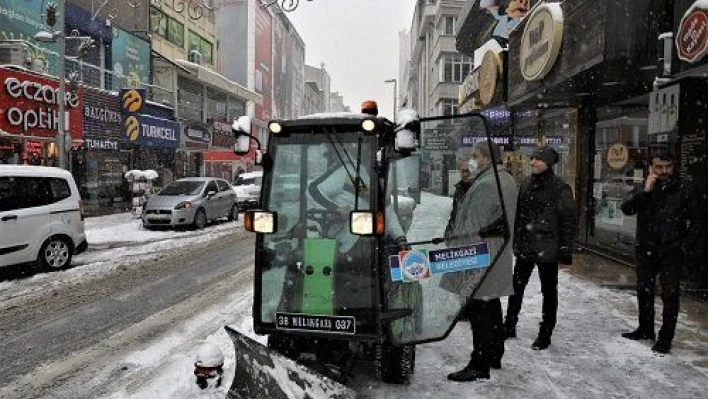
left=37, top=237, right=73, bottom=271
left=193, top=208, right=207, bottom=230
left=375, top=341, right=415, bottom=384
left=228, top=204, right=239, bottom=221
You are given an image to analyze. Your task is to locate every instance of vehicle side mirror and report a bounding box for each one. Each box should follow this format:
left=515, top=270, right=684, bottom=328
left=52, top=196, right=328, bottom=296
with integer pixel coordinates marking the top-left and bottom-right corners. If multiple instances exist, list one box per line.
left=206, top=190, right=217, bottom=198
left=234, top=135, right=251, bottom=155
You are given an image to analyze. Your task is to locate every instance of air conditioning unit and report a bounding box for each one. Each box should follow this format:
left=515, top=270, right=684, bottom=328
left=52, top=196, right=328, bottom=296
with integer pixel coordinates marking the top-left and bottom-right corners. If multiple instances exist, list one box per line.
left=188, top=50, right=203, bottom=65
left=0, top=41, right=48, bottom=74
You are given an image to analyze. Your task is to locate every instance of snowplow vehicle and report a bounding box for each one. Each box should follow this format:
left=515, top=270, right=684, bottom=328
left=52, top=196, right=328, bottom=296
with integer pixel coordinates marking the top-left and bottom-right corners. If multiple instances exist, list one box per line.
left=226, top=107, right=511, bottom=399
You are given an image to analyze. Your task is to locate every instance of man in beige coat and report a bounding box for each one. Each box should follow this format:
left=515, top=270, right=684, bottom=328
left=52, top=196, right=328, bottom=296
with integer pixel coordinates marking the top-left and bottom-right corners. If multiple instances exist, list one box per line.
left=445, top=141, right=518, bottom=382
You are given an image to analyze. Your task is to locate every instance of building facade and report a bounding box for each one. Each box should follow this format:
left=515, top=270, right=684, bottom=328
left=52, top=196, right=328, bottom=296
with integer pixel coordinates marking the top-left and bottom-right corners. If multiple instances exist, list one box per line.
left=452, top=0, right=708, bottom=289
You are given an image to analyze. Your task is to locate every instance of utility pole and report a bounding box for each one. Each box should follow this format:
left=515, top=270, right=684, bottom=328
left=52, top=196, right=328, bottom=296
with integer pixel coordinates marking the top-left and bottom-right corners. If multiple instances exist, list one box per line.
left=56, top=0, right=68, bottom=170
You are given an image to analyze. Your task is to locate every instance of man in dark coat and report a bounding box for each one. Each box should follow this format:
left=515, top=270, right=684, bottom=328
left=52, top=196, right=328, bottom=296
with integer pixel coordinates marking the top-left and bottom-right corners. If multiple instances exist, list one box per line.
left=504, top=146, right=576, bottom=350
left=444, top=161, right=472, bottom=241
left=620, top=152, right=702, bottom=354
left=446, top=141, right=518, bottom=382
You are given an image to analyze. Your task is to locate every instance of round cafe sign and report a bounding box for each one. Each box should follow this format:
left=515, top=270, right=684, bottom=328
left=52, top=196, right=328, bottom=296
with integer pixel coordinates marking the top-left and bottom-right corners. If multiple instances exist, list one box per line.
left=607, top=143, right=629, bottom=169
left=676, top=1, right=708, bottom=63
left=479, top=51, right=502, bottom=105
left=520, top=3, right=564, bottom=81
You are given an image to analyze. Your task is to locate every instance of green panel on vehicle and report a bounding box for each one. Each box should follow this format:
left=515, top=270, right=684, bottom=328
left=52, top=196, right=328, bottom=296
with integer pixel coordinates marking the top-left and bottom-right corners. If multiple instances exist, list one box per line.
left=302, top=238, right=337, bottom=315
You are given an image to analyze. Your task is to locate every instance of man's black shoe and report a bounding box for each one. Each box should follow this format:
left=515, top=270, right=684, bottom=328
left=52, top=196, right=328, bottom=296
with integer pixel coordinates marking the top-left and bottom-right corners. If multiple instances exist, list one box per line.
left=447, top=367, right=490, bottom=382
left=652, top=340, right=671, bottom=354
left=504, top=325, right=516, bottom=340
left=489, top=359, right=501, bottom=369
left=531, top=336, right=551, bottom=350
left=621, top=329, right=656, bottom=341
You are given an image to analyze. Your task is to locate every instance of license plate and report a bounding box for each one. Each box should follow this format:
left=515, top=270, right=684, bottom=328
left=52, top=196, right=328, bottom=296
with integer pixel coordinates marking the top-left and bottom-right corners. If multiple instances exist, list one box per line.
left=275, top=312, right=356, bottom=334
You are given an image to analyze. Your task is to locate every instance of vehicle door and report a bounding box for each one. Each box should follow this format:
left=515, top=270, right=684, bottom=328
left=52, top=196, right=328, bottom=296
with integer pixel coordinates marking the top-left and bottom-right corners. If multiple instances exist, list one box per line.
left=383, top=113, right=512, bottom=346
left=203, top=180, right=220, bottom=219
left=0, top=176, right=51, bottom=267
left=216, top=179, right=236, bottom=217
left=46, top=177, right=82, bottom=239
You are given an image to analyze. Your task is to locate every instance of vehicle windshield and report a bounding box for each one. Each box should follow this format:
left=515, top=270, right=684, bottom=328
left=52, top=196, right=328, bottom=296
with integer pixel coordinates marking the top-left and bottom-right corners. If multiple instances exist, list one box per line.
left=234, top=176, right=262, bottom=186
left=257, top=131, right=382, bottom=335
left=158, top=181, right=205, bottom=196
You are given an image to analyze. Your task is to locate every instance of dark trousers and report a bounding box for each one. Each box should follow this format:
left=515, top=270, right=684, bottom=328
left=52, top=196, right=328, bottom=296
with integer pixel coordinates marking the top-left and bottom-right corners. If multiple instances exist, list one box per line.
left=505, top=258, right=559, bottom=337
left=462, top=298, right=504, bottom=371
left=636, top=248, right=683, bottom=342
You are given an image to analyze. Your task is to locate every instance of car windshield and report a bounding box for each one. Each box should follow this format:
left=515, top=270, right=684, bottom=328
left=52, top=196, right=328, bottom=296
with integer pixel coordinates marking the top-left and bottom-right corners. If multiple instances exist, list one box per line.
left=234, top=176, right=262, bottom=186
left=158, top=181, right=204, bottom=196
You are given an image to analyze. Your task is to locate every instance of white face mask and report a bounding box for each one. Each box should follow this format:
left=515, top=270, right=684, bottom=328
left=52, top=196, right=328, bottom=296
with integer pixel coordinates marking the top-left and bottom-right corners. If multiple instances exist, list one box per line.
left=468, top=159, right=478, bottom=171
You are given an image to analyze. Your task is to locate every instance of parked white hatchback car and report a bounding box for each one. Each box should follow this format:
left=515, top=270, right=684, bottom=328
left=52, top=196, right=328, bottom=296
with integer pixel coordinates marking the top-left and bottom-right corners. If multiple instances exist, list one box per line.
left=0, top=165, right=87, bottom=271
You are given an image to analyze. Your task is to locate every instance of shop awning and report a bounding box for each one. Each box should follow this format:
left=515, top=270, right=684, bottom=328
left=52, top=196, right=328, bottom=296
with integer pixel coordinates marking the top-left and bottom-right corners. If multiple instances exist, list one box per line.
left=173, top=59, right=263, bottom=105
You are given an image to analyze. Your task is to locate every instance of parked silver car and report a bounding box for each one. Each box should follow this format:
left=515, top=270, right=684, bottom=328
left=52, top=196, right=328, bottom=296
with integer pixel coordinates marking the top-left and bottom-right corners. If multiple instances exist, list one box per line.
left=142, top=177, right=239, bottom=229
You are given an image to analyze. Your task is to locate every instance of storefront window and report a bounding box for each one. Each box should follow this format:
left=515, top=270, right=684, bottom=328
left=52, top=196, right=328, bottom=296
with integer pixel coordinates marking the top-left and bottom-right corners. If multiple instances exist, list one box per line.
left=0, top=140, right=21, bottom=164
left=207, top=90, right=228, bottom=122
left=178, top=76, right=203, bottom=123
left=79, top=149, right=131, bottom=216
left=590, top=108, right=649, bottom=257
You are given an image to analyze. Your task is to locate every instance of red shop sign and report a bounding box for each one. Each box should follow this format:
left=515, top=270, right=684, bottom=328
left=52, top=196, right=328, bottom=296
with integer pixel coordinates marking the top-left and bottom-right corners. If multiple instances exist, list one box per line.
left=676, top=4, right=708, bottom=63
left=0, top=67, right=84, bottom=139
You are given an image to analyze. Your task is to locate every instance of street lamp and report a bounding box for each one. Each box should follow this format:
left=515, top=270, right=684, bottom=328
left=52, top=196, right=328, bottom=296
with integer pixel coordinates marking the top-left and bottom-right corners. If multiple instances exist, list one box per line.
left=34, top=0, right=68, bottom=170
left=35, top=3, right=95, bottom=170
left=384, top=78, right=397, bottom=123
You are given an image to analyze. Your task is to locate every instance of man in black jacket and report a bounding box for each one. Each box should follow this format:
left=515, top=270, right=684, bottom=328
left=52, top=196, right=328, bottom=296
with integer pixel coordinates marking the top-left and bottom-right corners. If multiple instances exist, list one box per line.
left=444, top=161, right=473, bottom=241
left=620, top=152, right=701, bottom=354
left=504, top=146, right=576, bottom=350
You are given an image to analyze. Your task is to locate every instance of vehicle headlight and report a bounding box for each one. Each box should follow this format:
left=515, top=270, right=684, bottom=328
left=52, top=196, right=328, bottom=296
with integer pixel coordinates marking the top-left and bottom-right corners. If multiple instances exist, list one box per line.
left=175, top=201, right=192, bottom=210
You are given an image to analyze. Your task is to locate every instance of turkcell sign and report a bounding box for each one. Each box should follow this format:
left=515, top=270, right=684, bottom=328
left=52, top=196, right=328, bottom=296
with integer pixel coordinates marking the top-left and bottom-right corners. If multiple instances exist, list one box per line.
left=428, top=242, right=490, bottom=275
left=135, top=115, right=180, bottom=148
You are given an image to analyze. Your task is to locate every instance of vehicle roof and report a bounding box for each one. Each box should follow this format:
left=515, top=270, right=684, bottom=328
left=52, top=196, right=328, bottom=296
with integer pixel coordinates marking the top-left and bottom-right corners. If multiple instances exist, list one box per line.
left=0, top=165, right=74, bottom=178
left=173, top=177, right=224, bottom=182
left=238, top=171, right=263, bottom=178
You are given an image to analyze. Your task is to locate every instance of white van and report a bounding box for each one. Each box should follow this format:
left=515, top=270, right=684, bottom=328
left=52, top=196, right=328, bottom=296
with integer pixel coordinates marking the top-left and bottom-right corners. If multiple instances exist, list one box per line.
left=0, top=165, right=87, bottom=271
left=233, top=171, right=263, bottom=210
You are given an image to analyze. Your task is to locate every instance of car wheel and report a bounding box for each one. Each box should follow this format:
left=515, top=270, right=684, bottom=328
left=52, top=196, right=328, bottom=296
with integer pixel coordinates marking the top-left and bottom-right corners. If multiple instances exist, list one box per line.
left=228, top=203, right=239, bottom=221
left=193, top=208, right=207, bottom=230
left=38, top=237, right=73, bottom=271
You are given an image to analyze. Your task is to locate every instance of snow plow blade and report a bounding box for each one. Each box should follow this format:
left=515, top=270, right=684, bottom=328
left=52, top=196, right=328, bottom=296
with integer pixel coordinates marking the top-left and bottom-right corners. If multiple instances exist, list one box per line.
left=224, top=326, right=357, bottom=399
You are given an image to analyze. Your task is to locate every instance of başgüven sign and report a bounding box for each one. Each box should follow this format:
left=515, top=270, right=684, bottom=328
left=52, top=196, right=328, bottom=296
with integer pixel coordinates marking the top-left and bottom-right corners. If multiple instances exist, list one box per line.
left=83, top=87, right=122, bottom=142
left=0, top=67, right=83, bottom=139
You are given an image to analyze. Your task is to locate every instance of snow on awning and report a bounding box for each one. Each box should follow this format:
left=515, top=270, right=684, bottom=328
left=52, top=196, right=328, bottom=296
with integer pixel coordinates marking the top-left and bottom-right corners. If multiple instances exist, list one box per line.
left=173, top=59, right=263, bottom=105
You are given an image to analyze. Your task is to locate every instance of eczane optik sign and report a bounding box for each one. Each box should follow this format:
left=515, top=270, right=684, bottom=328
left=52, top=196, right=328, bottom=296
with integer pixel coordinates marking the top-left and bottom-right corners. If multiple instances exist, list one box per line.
left=0, top=67, right=83, bottom=139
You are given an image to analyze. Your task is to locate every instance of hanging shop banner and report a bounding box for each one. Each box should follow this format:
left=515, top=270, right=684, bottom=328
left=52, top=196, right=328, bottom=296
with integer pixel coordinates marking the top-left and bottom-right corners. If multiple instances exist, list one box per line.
left=0, top=0, right=59, bottom=74
left=461, top=135, right=511, bottom=147
left=123, top=115, right=180, bottom=149
left=83, top=87, right=122, bottom=142
left=111, top=27, right=151, bottom=90
left=675, top=1, right=708, bottom=63
left=519, top=2, right=564, bottom=81
left=0, top=66, right=83, bottom=139
left=182, top=121, right=212, bottom=150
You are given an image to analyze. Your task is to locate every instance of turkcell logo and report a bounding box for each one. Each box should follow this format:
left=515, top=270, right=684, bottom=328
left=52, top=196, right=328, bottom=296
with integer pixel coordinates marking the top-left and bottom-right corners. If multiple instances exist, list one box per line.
left=125, top=115, right=180, bottom=148
left=428, top=243, right=490, bottom=275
